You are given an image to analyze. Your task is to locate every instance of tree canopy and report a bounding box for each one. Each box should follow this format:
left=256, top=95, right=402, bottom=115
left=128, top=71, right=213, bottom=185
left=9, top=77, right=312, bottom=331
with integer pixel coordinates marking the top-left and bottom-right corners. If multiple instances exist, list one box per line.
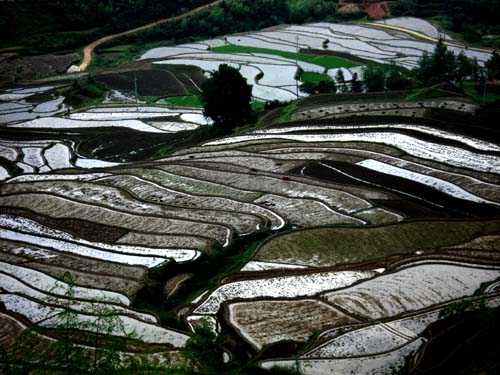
left=200, top=64, right=253, bottom=133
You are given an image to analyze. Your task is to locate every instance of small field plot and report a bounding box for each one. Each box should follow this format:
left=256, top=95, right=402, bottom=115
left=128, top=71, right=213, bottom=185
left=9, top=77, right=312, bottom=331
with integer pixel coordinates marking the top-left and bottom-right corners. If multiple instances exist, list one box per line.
left=262, top=338, right=424, bottom=375
left=227, top=299, right=359, bottom=349
left=254, top=194, right=363, bottom=227
left=375, top=17, right=453, bottom=40
left=254, top=220, right=500, bottom=267
left=93, top=68, right=195, bottom=97
left=321, top=261, right=500, bottom=319
left=191, top=270, right=376, bottom=329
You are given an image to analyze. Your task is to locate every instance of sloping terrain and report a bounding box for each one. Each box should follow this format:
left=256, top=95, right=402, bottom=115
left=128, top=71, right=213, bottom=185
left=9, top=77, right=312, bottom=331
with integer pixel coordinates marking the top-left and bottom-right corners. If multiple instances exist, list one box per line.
left=1, top=14, right=499, bottom=374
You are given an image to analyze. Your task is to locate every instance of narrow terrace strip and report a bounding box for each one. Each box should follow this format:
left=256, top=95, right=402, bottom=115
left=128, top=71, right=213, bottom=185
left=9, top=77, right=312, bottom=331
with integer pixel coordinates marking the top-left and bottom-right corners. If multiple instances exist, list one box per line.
left=0, top=193, right=231, bottom=246
left=1, top=180, right=263, bottom=236
left=98, top=173, right=285, bottom=230
left=158, top=164, right=372, bottom=214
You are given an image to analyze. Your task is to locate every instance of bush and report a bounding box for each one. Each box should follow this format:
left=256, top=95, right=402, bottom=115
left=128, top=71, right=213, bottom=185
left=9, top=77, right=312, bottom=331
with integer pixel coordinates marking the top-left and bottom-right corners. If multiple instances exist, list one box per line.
left=63, top=77, right=108, bottom=108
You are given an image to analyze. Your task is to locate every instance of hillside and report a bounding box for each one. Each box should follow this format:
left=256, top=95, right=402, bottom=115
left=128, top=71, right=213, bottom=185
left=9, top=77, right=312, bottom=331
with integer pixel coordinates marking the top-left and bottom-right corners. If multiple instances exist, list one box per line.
left=1, top=1, right=500, bottom=374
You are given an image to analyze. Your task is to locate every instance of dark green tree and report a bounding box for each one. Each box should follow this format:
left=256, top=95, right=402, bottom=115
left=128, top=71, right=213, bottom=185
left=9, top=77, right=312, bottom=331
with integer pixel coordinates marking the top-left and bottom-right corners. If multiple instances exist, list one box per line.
left=415, top=39, right=458, bottom=83
left=385, top=63, right=410, bottom=90
left=486, top=50, right=500, bottom=80
left=455, top=50, right=473, bottom=83
left=350, top=73, right=363, bottom=93
left=200, top=64, right=254, bottom=133
left=299, top=79, right=336, bottom=94
left=362, top=65, right=385, bottom=92
left=391, top=0, right=417, bottom=16
left=335, top=69, right=345, bottom=84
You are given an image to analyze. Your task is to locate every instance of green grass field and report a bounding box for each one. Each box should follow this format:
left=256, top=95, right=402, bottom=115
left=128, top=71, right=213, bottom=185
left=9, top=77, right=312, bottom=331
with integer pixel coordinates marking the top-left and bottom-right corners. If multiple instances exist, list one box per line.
left=300, top=71, right=332, bottom=84
left=212, top=45, right=358, bottom=69
left=164, top=95, right=203, bottom=107
left=255, top=220, right=500, bottom=267
left=100, top=44, right=134, bottom=53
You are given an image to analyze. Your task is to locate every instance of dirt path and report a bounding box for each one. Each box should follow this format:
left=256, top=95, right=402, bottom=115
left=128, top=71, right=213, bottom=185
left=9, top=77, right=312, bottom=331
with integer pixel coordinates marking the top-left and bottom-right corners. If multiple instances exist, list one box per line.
left=78, top=0, right=223, bottom=71
left=364, top=22, right=494, bottom=54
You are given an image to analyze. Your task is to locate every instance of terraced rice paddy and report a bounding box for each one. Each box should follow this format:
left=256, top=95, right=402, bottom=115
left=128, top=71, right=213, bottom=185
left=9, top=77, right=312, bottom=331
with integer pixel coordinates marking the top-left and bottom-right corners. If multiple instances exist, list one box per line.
left=1, top=15, right=500, bottom=374
left=137, top=18, right=491, bottom=103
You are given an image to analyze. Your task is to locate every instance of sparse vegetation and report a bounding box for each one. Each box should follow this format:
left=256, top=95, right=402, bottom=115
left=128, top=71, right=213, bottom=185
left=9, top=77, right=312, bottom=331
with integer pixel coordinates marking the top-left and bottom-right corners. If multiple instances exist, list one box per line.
left=256, top=220, right=500, bottom=267
left=62, top=77, right=108, bottom=108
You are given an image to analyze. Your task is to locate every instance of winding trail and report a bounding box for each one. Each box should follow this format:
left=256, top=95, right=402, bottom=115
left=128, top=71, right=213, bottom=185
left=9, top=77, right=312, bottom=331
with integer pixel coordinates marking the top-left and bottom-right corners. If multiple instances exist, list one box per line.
left=78, top=0, right=223, bottom=71
left=363, top=22, right=493, bottom=54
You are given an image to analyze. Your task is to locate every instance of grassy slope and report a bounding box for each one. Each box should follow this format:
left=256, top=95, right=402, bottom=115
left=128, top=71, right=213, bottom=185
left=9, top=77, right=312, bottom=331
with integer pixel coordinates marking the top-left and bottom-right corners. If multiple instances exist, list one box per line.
left=165, top=95, right=204, bottom=107
left=300, top=71, right=332, bottom=84
left=255, top=220, right=500, bottom=267
left=212, top=45, right=358, bottom=69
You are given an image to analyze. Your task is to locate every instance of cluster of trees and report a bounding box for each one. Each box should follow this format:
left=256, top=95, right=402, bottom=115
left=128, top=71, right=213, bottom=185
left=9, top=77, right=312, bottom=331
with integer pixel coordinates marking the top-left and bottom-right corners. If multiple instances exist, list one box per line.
left=63, top=77, right=109, bottom=108
left=392, top=0, right=500, bottom=46
left=0, top=0, right=215, bottom=54
left=105, top=0, right=356, bottom=51
left=1, top=0, right=359, bottom=54
left=415, top=42, right=481, bottom=84
left=301, top=40, right=500, bottom=96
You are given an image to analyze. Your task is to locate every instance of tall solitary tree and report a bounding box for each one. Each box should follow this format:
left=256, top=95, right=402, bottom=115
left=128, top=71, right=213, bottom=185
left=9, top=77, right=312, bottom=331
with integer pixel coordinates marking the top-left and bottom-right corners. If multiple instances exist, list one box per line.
left=200, top=64, right=253, bottom=133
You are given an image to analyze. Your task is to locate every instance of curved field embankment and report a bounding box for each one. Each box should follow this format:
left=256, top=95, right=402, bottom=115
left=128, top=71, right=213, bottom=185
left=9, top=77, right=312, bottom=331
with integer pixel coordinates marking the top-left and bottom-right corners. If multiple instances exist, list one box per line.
left=364, top=22, right=494, bottom=54
left=78, top=0, right=223, bottom=71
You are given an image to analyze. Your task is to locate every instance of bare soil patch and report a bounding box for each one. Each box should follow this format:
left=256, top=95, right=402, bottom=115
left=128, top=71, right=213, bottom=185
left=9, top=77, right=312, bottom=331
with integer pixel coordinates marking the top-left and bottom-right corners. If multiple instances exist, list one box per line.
left=227, top=299, right=360, bottom=349
left=0, top=206, right=128, bottom=243
left=0, top=53, right=79, bottom=86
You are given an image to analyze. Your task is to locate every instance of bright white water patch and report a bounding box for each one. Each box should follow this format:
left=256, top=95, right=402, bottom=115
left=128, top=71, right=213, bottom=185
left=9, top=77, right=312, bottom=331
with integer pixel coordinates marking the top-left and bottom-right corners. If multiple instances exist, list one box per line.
left=74, top=158, right=122, bottom=169
left=103, top=90, right=145, bottom=104
left=0, top=228, right=168, bottom=267
left=251, top=123, right=497, bottom=152
left=262, top=338, right=425, bottom=375
left=376, top=17, right=453, bottom=40
left=0, top=166, right=11, bottom=181
left=68, top=112, right=185, bottom=121
left=193, top=270, right=376, bottom=315
left=322, top=262, right=500, bottom=319
left=148, top=122, right=199, bottom=132
left=7, top=173, right=111, bottom=183
left=241, top=261, right=307, bottom=272
left=0, top=215, right=199, bottom=267
left=203, top=132, right=500, bottom=174
left=140, top=45, right=209, bottom=59
left=357, top=159, right=500, bottom=206
left=0, top=273, right=155, bottom=322
left=180, top=113, right=213, bottom=125
left=88, top=106, right=198, bottom=113
left=0, top=215, right=200, bottom=265
left=33, top=96, right=65, bottom=113
left=44, top=144, right=73, bottom=170
left=0, top=294, right=62, bottom=323
left=0, top=261, right=129, bottom=305
left=9, top=117, right=172, bottom=133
